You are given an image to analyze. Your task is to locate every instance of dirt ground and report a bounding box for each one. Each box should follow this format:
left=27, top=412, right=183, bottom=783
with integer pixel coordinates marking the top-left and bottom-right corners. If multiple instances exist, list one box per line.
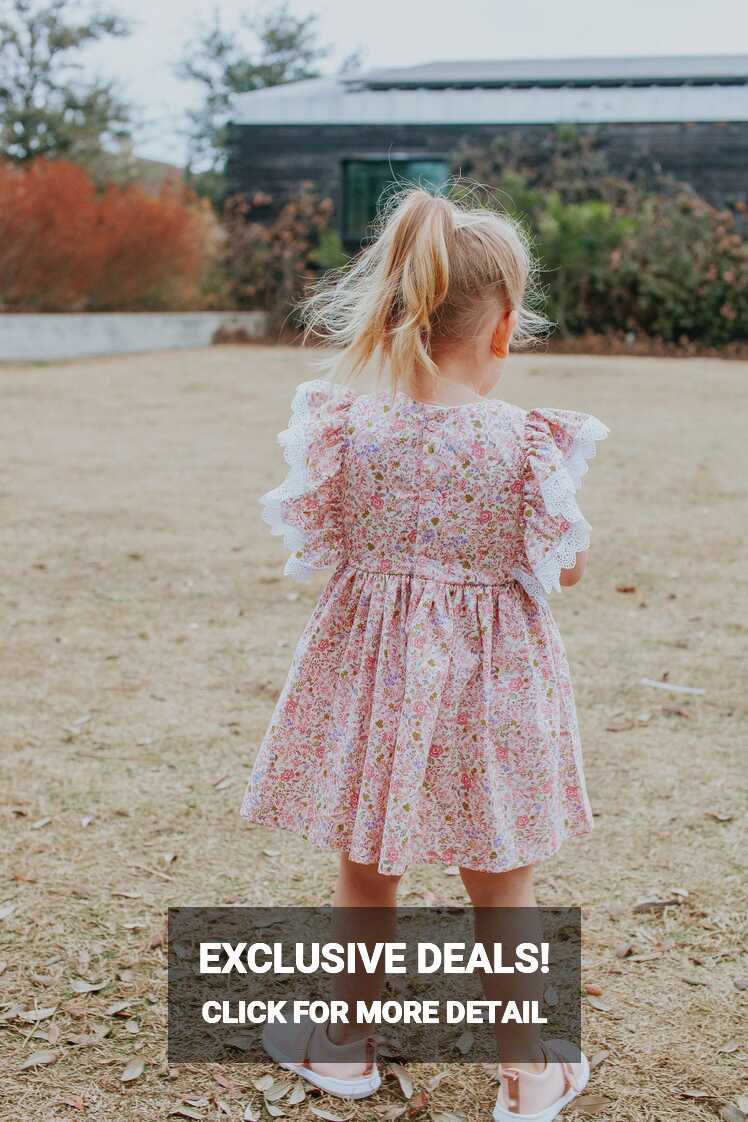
left=1, top=345, right=746, bottom=1122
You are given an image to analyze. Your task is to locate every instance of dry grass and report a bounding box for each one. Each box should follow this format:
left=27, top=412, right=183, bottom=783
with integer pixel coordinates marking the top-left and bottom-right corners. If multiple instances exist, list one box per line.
left=1, top=345, right=746, bottom=1122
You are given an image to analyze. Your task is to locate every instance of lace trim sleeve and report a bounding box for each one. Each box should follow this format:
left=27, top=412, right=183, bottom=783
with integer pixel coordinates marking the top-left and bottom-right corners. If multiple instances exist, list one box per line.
left=259, top=379, right=355, bottom=579
left=513, top=410, right=609, bottom=599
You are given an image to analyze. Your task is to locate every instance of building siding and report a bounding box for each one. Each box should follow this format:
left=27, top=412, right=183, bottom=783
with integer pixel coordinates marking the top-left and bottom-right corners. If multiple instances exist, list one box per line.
left=225, top=120, right=748, bottom=234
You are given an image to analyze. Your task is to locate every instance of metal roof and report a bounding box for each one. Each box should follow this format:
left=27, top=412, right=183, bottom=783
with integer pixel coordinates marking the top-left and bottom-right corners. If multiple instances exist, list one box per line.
left=353, top=55, right=748, bottom=89
left=230, top=72, right=748, bottom=126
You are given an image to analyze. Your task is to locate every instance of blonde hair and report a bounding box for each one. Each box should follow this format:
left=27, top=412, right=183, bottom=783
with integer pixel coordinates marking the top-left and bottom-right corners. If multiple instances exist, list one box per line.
left=302, top=184, right=547, bottom=386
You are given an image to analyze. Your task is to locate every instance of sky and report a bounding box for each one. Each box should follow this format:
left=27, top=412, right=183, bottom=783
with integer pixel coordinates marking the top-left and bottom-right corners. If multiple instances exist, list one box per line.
left=84, top=0, right=748, bottom=164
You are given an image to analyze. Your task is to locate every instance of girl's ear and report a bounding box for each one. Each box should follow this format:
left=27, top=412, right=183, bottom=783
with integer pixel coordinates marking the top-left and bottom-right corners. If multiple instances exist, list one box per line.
left=490, top=309, right=518, bottom=359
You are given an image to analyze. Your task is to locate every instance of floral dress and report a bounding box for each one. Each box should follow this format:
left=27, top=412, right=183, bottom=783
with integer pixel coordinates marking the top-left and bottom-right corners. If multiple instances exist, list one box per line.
left=241, top=380, right=608, bottom=876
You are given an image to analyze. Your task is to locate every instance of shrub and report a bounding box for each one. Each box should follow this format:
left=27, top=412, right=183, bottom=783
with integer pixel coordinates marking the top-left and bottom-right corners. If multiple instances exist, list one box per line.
left=452, top=128, right=748, bottom=346
left=217, top=185, right=344, bottom=332
left=0, top=158, right=217, bottom=311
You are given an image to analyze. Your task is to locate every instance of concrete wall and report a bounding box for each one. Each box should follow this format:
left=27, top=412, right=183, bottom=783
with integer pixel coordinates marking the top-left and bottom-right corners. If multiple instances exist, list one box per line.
left=0, top=311, right=269, bottom=362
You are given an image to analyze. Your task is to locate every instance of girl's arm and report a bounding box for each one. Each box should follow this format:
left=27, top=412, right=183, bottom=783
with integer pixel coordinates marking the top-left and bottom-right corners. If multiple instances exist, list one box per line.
left=560, top=550, right=587, bottom=587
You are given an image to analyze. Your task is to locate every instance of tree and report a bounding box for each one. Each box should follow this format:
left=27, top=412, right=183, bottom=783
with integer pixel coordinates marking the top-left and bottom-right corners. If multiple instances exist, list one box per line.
left=176, top=2, right=329, bottom=186
left=0, top=0, right=131, bottom=165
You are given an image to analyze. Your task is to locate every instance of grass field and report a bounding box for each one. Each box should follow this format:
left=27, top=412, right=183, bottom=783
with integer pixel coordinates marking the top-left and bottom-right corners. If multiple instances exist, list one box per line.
left=1, top=345, right=746, bottom=1122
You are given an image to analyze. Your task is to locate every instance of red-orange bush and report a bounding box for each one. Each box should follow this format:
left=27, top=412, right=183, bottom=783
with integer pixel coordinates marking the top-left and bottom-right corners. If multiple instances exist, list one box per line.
left=0, top=159, right=216, bottom=311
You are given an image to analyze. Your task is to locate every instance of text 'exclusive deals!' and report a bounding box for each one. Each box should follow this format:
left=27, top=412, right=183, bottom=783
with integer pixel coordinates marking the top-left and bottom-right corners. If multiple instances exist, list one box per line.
left=168, top=907, right=581, bottom=1063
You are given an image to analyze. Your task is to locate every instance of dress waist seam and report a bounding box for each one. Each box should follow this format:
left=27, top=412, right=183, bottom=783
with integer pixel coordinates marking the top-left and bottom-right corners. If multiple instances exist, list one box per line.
left=343, top=561, right=517, bottom=590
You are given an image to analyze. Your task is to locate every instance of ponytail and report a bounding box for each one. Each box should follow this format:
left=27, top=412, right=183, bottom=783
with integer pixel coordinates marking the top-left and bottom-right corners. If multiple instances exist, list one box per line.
left=302, top=182, right=546, bottom=386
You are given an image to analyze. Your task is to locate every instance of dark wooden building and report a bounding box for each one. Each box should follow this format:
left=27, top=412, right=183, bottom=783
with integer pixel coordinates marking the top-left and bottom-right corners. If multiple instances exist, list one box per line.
left=226, top=55, right=748, bottom=247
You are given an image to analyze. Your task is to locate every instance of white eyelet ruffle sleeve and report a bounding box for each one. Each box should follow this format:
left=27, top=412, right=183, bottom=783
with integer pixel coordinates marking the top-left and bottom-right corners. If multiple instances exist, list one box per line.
left=260, top=379, right=356, bottom=579
left=513, top=407, right=609, bottom=600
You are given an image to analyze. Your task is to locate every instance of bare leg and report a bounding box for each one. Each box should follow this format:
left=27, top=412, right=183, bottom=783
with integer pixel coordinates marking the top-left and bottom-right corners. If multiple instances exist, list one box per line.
left=328, top=855, right=401, bottom=1045
left=460, top=864, right=545, bottom=1071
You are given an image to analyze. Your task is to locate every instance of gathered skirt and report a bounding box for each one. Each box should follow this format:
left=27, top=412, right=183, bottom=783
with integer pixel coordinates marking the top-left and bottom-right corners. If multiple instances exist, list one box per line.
left=241, top=564, right=592, bottom=876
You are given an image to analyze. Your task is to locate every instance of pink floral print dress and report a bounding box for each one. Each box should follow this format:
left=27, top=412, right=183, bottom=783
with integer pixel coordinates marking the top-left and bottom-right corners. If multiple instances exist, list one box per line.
left=241, top=380, right=608, bottom=875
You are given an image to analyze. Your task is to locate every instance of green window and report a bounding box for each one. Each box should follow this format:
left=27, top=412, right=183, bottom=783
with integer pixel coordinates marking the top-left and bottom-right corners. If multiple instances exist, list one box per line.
left=341, top=159, right=450, bottom=242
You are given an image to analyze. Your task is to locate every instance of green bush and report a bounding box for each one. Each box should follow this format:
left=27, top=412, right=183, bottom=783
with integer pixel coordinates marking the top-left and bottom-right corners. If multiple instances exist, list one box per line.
left=453, top=128, right=748, bottom=346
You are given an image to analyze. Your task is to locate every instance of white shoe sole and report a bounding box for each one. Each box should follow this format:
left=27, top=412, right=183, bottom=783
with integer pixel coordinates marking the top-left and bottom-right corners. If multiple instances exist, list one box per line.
left=492, top=1054, right=590, bottom=1122
left=262, top=1026, right=382, bottom=1100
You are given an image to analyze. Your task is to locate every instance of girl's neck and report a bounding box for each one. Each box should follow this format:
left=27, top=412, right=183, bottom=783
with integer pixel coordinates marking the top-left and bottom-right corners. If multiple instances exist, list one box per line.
left=408, top=356, right=495, bottom=405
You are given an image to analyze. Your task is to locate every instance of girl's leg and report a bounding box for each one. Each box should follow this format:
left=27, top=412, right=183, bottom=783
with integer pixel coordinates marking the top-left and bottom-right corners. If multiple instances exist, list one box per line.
left=459, top=863, right=537, bottom=908
left=333, top=853, right=402, bottom=907
left=459, top=863, right=545, bottom=1069
left=328, top=855, right=402, bottom=1045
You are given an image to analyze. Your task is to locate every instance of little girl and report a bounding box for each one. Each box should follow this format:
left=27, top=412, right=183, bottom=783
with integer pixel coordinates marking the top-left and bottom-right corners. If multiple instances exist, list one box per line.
left=241, top=187, right=608, bottom=1120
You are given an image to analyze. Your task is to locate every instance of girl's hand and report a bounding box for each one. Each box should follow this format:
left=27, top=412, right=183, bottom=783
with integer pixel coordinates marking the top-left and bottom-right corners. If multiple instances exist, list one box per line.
left=560, top=550, right=587, bottom=587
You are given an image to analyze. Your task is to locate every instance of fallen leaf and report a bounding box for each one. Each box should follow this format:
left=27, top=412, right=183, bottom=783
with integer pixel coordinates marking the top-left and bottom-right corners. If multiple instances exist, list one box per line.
left=718, top=1039, right=740, bottom=1054
left=242, top=1106, right=259, bottom=1122
left=214, top=777, right=233, bottom=791
left=56, top=1094, right=86, bottom=1110
left=640, top=677, right=705, bottom=695
left=583, top=984, right=603, bottom=997
left=308, top=1109, right=353, bottom=1122
left=720, top=1106, right=745, bottom=1122
left=227, top=1034, right=252, bottom=1052
left=80, top=815, right=95, bottom=828
left=680, top=1088, right=710, bottom=1100
left=264, top=1080, right=292, bottom=1103
left=589, top=1050, right=609, bottom=1070
left=47, top=1023, right=61, bottom=1045
left=431, top=1114, right=466, bottom=1122
left=71, top=979, right=107, bottom=994
left=586, top=996, right=611, bottom=1013
left=571, top=1094, right=610, bottom=1115
left=286, top=1084, right=305, bottom=1105
left=605, top=720, right=635, bottom=733
left=20, top=1049, right=58, bottom=1070
left=19, top=1007, right=56, bottom=1023
left=733, top=977, right=748, bottom=992
left=388, top=1063, right=414, bottom=1099
left=30, top=817, right=52, bottom=830
left=216, top=1102, right=231, bottom=1117
left=377, top=1107, right=407, bottom=1120
left=253, top=1074, right=274, bottom=1091
left=125, top=1019, right=140, bottom=1034
left=615, top=585, right=636, bottom=593
left=168, top=1110, right=203, bottom=1120
left=455, top=1029, right=473, bottom=1054
left=105, top=1001, right=130, bottom=1016
left=0, top=903, right=16, bottom=921
left=425, top=1071, right=450, bottom=1091
left=633, top=897, right=682, bottom=913
left=214, top=1074, right=239, bottom=1093
left=264, top=1107, right=285, bottom=1120
left=408, top=1088, right=429, bottom=1114
left=121, top=1057, right=145, bottom=1082
left=263, top=848, right=281, bottom=858
left=736, top=1097, right=748, bottom=1114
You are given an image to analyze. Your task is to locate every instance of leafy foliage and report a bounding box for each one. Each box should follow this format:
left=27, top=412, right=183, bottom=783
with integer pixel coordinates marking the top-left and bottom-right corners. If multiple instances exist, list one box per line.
left=453, top=127, right=748, bottom=345
left=0, top=0, right=131, bottom=166
left=0, top=158, right=217, bottom=310
left=216, top=185, right=341, bottom=331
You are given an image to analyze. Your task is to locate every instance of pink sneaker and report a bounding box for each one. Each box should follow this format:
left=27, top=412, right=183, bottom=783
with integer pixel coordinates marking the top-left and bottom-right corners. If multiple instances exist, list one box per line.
left=262, top=1018, right=381, bottom=1099
left=493, top=1039, right=590, bottom=1121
